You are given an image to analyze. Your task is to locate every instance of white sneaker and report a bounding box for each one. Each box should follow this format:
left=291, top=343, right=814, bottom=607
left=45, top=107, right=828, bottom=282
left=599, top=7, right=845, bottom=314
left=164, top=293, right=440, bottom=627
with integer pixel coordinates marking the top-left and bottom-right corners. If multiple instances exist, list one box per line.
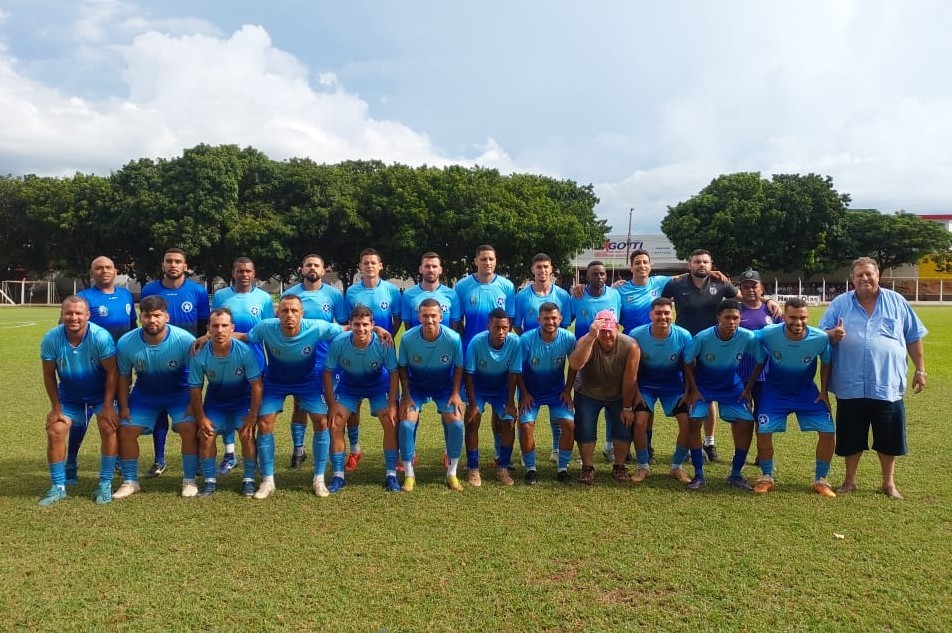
left=312, top=478, right=329, bottom=498
left=253, top=480, right=276, bottom=500
left=113, top=481, right=141, bottom=499
left=181, top=481, right=199, bottom=498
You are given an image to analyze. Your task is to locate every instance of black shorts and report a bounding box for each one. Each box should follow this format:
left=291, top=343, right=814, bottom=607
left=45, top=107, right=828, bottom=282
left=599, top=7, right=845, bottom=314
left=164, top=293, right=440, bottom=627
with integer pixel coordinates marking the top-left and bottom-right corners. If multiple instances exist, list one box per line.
left=834, top=398, right=907, bottom=457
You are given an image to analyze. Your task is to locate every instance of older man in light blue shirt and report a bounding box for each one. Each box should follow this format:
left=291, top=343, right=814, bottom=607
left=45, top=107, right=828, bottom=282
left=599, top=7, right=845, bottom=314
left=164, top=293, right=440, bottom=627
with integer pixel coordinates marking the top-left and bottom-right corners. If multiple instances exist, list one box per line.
left=819, top=257, right=927, bottom=500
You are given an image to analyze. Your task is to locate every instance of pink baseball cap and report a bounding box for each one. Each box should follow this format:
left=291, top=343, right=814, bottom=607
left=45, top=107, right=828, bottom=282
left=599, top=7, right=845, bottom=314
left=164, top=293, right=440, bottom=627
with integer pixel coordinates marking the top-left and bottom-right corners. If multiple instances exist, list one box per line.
left=595, top=309, right=619, bottom=331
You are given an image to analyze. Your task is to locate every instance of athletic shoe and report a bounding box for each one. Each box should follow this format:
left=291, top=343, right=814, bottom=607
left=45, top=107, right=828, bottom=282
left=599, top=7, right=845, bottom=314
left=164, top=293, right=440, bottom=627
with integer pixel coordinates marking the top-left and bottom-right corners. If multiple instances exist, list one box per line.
left=312, top=479, right=330, bottom=498
left=630, top=467, right=650, bottom=483
left=144, top=462, right=166, bottom=479
left=327, top=476, right=346, bottom=493
left=181, top=482, right=199, bottom=498
left=290, top=451, right=307, bottom=470
left=217, top=454, right=237, bottom=476
left=726, top=474, right=752, bottom=491
left=578, top=465, right=596, bottom=486
left=549, top=450, right=558, bottom=463
left=38, top=486, right=67, bottom=507
left=556, top=469, right=571, bottom=484
left=602, top=446, right=614, bottom=462
left=254, top=480, right=276, bottom=500
left=199, top=481, right=217, bottom=497
left=812, top=478, right=837, bottom=498
left=401, top=476, right=416, bottom=492
left=92, top=482, right=112, bottom=505
left=686, top=476, right=706, bottom=490
left=113, top=481, right=141, bottom=499
left=753, top=475, right=775, bottom=494
left=668, top=467, right=691, bottom=484
left=383, top=475, right=401, bottom=492
left=496, top=468, right=514, bottom=486
left=241, top=480, right=256, bottom=497
left=524, top=469, right=538, bottom=486
left=446, top=475, right=464, bottom=492
left=703, top=444, right=720, bottom=463
left=611, top=464, right=630, bottom=483
left=65, top=464, right=78, bottom=486
left=467, top=468, right=482, bottom=487
left=345, top=451, right=363, bottom=472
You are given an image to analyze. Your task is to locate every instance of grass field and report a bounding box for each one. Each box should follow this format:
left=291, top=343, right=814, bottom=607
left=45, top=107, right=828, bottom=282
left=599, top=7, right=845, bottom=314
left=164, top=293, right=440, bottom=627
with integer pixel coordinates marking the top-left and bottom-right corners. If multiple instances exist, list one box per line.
left=1, top=306, right=950, bottom=631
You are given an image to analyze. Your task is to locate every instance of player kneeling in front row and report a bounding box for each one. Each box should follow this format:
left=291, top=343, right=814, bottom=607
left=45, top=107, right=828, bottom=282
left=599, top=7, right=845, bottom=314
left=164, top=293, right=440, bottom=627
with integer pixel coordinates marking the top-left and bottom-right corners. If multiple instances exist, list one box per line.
left=114, top=295, right=199, bottom=499
left=746, top=298, right=837, bottom=497
left=39, top=296, right=120, bottom=506
left=189, top=308, right=263, bottom=497
left=323, top=306, right=401, bottom=493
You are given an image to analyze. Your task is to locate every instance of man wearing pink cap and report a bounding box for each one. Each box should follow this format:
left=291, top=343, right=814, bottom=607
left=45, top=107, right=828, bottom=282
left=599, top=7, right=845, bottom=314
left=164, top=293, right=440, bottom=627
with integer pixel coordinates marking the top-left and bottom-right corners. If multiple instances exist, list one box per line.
left=567, top=309, right=641, bottom=484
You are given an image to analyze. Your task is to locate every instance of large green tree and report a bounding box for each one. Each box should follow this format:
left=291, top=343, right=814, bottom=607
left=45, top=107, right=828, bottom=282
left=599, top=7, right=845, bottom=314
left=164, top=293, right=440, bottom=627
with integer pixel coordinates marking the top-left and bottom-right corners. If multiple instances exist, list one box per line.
left=842, top=210, right=952, bottom=272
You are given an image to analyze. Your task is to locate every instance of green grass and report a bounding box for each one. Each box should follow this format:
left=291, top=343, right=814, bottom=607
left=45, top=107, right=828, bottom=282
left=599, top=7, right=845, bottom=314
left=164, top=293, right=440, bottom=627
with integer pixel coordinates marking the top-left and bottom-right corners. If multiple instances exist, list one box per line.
left=1, top=306, right=951, bottom=631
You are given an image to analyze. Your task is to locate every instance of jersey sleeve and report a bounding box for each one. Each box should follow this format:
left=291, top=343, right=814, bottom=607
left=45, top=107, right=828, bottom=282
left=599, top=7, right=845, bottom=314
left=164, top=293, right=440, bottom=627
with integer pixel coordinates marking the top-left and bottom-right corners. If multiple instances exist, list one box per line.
left=383, top=344, right=399, bottom=372
left=509, top=336, right=524, bottom=373
left=39, top=330, right=59, bottom=362
left=505, top=284, right=516, bottom=318
left=261, top=295, right=276, bottom=319
left=683, top=335, right=701, bottom=364
left=448, top=291, right=462, bottom=324
left=247, top=322, right=266, bottom=345
left=390, top=285, right=402, bottom=318
left=187, top=354, right=206, bottom=388
left=196, top=285, right=211, bottom=319
left=397, top=334, right=410, bottom=367
left=93, top=327, right=117, bottom=360
left=750, top=330, right=768, bottom=364
left=464, top=341, right=477, bottom=374
left=452, top=332, right=464, bottom=366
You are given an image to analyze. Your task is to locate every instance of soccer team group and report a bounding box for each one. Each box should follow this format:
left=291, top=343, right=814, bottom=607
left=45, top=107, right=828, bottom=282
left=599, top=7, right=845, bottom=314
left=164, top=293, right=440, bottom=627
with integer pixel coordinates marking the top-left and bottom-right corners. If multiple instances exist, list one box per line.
left=38, top=244, right=928, bottom=506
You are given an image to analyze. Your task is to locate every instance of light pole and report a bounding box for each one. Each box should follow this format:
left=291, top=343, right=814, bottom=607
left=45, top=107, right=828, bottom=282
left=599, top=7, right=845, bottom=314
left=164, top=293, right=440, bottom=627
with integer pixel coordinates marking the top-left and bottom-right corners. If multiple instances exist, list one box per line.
left=625, top=206, right=635, bottom=265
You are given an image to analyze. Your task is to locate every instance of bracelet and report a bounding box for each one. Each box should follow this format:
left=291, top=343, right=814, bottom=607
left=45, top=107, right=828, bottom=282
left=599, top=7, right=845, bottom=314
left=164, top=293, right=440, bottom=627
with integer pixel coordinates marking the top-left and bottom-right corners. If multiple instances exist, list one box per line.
left=915, top=370, right=927, bottom=377
left=622, top=407, right=634, bottom=412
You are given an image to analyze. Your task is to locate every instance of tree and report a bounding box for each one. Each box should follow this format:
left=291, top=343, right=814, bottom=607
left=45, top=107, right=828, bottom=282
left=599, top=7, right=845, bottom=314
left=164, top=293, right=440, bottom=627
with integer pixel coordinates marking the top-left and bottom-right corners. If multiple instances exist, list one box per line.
left=842, top=210, right=952, bottom=272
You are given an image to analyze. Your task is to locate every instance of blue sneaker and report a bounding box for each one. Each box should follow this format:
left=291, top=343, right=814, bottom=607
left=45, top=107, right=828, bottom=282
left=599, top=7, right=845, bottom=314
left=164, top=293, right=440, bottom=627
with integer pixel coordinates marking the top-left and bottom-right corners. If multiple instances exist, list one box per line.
left=92, top=482, right=112, bottom=505
left=217, top=454, right=237, bottom=476
left=39, top=486, right=67, bottom=507
left=327, top=476, right=346, bottom=493
left=65, top=463, right=78, bottom=486
left=686, top=476, right=706, bottom=491
left=383, top=474, right=401, bottom=492
left=199, top=481, right=217, bottom=497
left=726, top=474, right=753, bottom=491
left=241, top=480, right=256, bottom=497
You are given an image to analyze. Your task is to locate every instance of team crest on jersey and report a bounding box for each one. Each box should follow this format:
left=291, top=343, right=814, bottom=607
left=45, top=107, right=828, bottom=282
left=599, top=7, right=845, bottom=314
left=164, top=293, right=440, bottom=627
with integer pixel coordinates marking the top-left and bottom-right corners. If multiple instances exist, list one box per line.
left=126, top=304, right=132, bottom=315
left=469, top=296, right=478, bottom=306
left=765, top=316, right=774, bottom=324
left=668, top=353, right=678, bottom=362
left=207, top=370, right=216, bottom=379
left=97, top=306, right=108, bottom=317
left=441, top=302, right=450, bottom=313
left=342, top=359, right=351, bottom=367
left=495, top=297, right=505, bottom=307
left=650, top=290, right=659, bottom=298
left=704, top=353, right=715, bottom=363
left=412, top=355, right=423, bottom=364
left=478, top=359, right=488, bottom=369
left=734, top=353, right=743, bottom=361
left=440, top=355, right=450, bottom=363
left=322, top=303, right=332, bottom=314
left=381, top=301, right=389, bottom=310
left=802, top=356, right=813, bottom=364
left=370, top=361, right=380, bottom=369
left=758, top=414, right=769, bottom=425
left=625, top=296, right=634, bottom=303
left=708, top=287, right=717, bottom=295
left=167, top=359, right=179, bottom=368
left=773, top=351, right=783, bottom=361
left=555, top=356, right=566, bottom=366
left=581, top=309, right=590, bottom=317
left=250, top=306, right=260, bottom=317
left=181, top=301, right=194, bottom=313
left=234, top=367, right=244, bottom=376
left=135, top=359, right=147, bottom=370
left=302, top=346, right=312, bottom=355
left=532, top=357, right=541, bottom=367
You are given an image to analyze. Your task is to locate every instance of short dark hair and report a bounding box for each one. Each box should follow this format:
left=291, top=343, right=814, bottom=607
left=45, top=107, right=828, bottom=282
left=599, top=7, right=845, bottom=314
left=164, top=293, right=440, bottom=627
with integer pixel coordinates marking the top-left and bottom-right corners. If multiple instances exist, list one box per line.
left=531, top=253, right=551, bottom=266
left=716, top=298, right=742, bottom=315
left=232, top=256, right=254, bottom=269
left=419, top=297, right=442, bottom=312
left=420, top=252, right=442, bottom=265
left=139, top=295, right=168, bottom=313
left=359, top=248, right=381, bottom=262
left=61, top=295, right=89, bottom=310
left=279, top=294, right=303, bottom=308
left=163, top=248, right=187, bottom=259
left=650, top=297, right=673, bottom=310
left=475, top=244, right=496, bottom=257
left=301, top=254, right=325, bottom=267
left=689, top=248, right=711, bottom=260
left=587, top=260, right=605, bottom=269
left=210, top=307, right=234, bottom=321
left=629, top=249, right=650, bottom=264
left=349, top=305, right=374, bottom=321
left=488, top=308, right=510, bottom=322
left=538, top=301, right=560, bottom=315
left=784, top=297, right=807, bottom=310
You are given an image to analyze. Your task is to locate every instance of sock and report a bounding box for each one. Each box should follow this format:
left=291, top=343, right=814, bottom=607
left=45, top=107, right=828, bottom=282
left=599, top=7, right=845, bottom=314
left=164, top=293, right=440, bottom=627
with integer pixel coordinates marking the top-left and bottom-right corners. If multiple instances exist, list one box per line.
left=636, top=448, right=650, bottom=470
left=99, top=454, right=117, bottom=483
left=205, top=476, right=216, bottom=485
left=262, top=474, right=274, bottom=484
left=50, top=461, right=66, bottom=487
left=257, top=433, right=275, bottom=477
left=730, top=449, right=748, bottom=478
left=223, top=430, right=236, bottom=454
left=815, top=459, right=831, bottom=481
left=242, top=458, right=256, bottom=480
left=493, top=430, right=501, bottom=460
left=551, top=420, right=561, bottom=451
left=200, top=457, right=216, bottom=480
left=671, top=445, right=688, bottom=468
left=690, top=448, right=704, bottom=479
left=330, top=451, right=346, bottom=478
left=348, top=425, right=360, bottom=452
left=291, top=422, right=306, bottom=450
left=557, top=448, right=572, bottom=471
left=153, top=416, right=169, bottom=464
left=498, top=445, right=513, bottom=469
left=761, top=458, right=775, bottom=477
left=523, top=449, right=537, bottom=471
left=403, top=461, right=415, bottom=478
left=313, top=429, right=330, bottom=477
left=445, top=420, right=464, bottom=460
left=704, top=435, right=715, bottom=447
left=66, top=424, right=88, bottom=466
left=448, top=458, right=459, bottom=477
left=399, top=420, right=417, bottom=462
left=120, top=458, right=139, bottom=483
left=182, top=453, right=199, bottom=480
left=384, top=449, right=399, bottom=475
left=466, top=449, right=480, bottom=470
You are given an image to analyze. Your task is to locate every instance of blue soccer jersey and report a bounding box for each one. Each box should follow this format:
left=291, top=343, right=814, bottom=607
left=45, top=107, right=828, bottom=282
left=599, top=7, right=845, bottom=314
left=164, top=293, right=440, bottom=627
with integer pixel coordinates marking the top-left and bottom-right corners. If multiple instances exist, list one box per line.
left=40, top=323, right=116, bottom=405
left=465, top=330, right=523, bottom=397
left=571, top=286, right=622, bottom=340
left=519, top=328, right=576, bottom=402
left=188, top=339, right=262, bottom=408
left=617, top=276, right=670, bottom=331
left=211, top=286, right=275, bottom=333
left=398, top=325, right=463, bottom=394
left=78, top=287, right=136, bottom=342
left=139, top=279, right=210, bottom=335
left=401, top=284, right=461, bottom=329
left=117, top=325, right=195, bottom=397
left=283, top=282, right=348, bottom=369
left=753, top=324, right=831, bottom=397
left=455, top=273, right=516, bottom=350
left=247, top=318, right=343, bottom=386
left=325, top=331, right=398, bottom=394
left=683, top=325, right=756, bottom=399
left=514, top=284, right=572, bottom=332
left=630, top=323, right=692, bottom=395
left=345, top=279, right=402, bottom=335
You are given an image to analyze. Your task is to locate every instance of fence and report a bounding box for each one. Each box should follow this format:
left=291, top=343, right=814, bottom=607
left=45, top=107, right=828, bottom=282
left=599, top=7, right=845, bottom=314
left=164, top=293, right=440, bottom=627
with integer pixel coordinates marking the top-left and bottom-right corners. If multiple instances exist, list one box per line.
left=762, top=277, right=952, bottom=304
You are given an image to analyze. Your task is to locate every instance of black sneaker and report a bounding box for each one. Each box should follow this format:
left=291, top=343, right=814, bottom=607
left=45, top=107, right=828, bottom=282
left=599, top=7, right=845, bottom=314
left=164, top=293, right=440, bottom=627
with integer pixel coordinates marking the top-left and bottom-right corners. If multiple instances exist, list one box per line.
left=524, top=469, right=538, bottom=486
left=290, top=451, right=308, bottom=470
left=144, top=462, right=166, bottom=479
left=703, top=444, right=720, bottom=463
left=199, top=481, right=217, bottom=497
left=556, top=469, right=571, bottom=484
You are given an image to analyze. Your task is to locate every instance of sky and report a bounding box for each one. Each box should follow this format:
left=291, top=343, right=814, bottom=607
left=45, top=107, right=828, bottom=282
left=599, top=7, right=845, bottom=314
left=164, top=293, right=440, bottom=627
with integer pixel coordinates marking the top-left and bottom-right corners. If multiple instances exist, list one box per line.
left=1, top=0, right=950, bottom=234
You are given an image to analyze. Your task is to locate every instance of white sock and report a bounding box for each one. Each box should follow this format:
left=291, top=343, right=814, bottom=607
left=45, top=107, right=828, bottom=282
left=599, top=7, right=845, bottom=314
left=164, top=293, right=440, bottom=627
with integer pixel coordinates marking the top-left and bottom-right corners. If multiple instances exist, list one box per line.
left=333, top=470, right=345, bottom=479
left=403, top=462, right=415, bottom=477
left=350, top=443, right=361, bottom=454
left=225, top=443, right=235, bottom=454
left=447, top=458, right=459, bottom=477
left=704, top=436, right=715, bottom=446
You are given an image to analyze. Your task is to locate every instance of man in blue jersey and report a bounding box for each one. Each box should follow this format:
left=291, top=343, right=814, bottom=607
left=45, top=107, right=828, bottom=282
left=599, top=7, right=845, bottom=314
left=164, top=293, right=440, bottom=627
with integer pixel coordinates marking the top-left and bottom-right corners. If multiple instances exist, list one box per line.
left=402, top=252, right=461, bottom=330
left=464, top=308, right=522, bottom=486
left=139, top=247, right=210, bottom=479
left=629, top=298, right=697, bottom=486
left=39, top=296, right=119, bottom=506
left=66, top=256, right=136, bottom=484
left=323, top=305, right=400, bottom=492
left=113, top=295, right=199, bottom=499
left=682, top=299, right=757, bottom=491
left=746, top=298, right=836, bottom=497
left=189, top=308, right=263, bottom=497
left=397, top=299, right=465, bottom=492
left=456, top=244, right=516, bottom=350
left=282, top=254, right=349, bottom=471
left=210, top=256, right=274, bottom=476
left=344, top=248, right=402, bottom=472
left=518, top=302, right=577, bottom=485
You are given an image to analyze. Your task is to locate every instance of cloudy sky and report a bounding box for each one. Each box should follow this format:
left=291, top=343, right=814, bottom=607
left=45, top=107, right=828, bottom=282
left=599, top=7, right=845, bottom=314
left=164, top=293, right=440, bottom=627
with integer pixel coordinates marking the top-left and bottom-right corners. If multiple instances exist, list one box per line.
left=1, top=0, right=949, bottom=233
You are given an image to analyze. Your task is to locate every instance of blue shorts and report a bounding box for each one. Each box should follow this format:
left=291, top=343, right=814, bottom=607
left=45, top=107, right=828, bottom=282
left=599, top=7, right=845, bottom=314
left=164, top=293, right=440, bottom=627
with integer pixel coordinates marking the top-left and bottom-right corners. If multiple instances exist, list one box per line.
left=641, top=390, right=688, bottom=418
left=123, top=391, right=193, bottom=434
left=408, top=389, right=459, bottom=415
left=60, top=401, right=105, bottom=427
left=688, top=399, right=754, bottom=423
left=519, top=397, right=574, bottom=424
left=470, top=393, right=515, bottom=421
left=573, top=392, right=620, bottom=443
left=756, top=391, right=834, bottom=434
left=205, top=407, right=250, bottom=435
left=335, top=389, right=391, bottom=416
left=260, top=378, right=326, bottom=416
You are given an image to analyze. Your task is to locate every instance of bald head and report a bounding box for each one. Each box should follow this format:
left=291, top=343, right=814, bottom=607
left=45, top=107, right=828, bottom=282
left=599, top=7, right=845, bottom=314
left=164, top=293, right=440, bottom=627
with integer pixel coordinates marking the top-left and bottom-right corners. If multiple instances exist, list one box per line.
left=90, top=256, right=117, bottom=290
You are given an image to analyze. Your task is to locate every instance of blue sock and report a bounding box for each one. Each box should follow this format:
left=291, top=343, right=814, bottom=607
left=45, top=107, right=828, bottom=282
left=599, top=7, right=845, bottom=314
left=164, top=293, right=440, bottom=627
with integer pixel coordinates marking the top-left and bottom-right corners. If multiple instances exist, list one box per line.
left=384, top=449, right=399, bottom=472
left=347, top=424, right=360, bottom=449
left=524, top=449, right=537, bottom=471
left=636, top=448, right=650, bottom=468
left=330, top=451, right=346, bottom=474
left=222, top=430, right=236, bottom=448
left=815, top=459, right=831, bottom=480
left=290, top=422, right=306, bottom=449
left=257, top=433, right=275, bottom=477
left=182, top=453, right=198, bottom=480
left=399, top=420, right=416, bottom=461
left=550, top=420, right=561, bottom=451
left=731, top=449, right=748, bottom=478
left=242, top=458, right=256, bottom=480
left=690, top=448, right=704, bottom=479
left=66, top=424, right=88, bottom=465
left=50, top=461, right=66, bottom=487
left=153, top=415, right=169, bottom=464
left=672, top=445, right=688, bottom=468
left=120, top=458, right=138, bottom=482
left=200, top=457, right=216, bottom=480
left=446, top=420, right=464, bottom=459
left=493, top=431, right=501, bottom=460
left=313, top=429, right=330, bottom=476
left=498, top=445, right=513, bottom=469
left=441, top=421, right=450, bottom=451
left=99, top=454, right=117, bottom=483
left=466, top=449, right=480, bottom=469
left=761, top=458, right=775, bottom=477
left=557, top=448, right=572, bottom=471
